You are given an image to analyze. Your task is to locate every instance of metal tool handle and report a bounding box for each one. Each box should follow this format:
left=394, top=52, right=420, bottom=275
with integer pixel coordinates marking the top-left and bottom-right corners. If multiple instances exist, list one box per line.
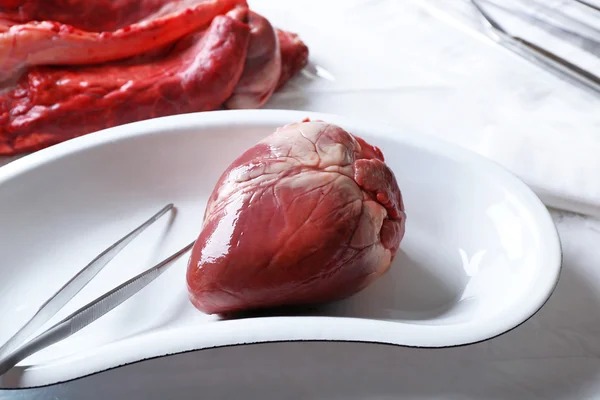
left=573, top=0, right=600, bottom=13
left=470, top=0, right=600, bottom=96
left=512, top=37, right=600, bottom=94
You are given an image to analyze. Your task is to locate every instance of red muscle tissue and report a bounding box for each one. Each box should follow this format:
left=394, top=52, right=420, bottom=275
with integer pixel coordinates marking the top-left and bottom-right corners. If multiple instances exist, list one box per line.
left=187, top=121, right=407, bottom=315
left=0, top=0, right=309, bottom=155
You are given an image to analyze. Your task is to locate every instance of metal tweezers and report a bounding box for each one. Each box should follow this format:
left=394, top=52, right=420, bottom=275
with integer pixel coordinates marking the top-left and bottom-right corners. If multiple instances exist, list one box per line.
left=470, top=0, right=600, bottom=95
left=0, top=204, right=195, bottom=375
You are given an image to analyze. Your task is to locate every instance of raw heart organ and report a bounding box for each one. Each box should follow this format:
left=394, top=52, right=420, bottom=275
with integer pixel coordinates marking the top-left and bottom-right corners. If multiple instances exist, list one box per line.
left=187, top=121, right=407, bottom=315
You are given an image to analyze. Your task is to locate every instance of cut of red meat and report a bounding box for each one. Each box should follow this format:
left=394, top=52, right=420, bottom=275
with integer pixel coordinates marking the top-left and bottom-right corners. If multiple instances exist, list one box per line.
left=0, top=1, right=310, bottom=156
left=0, top=12, right=250, bottom=155
left=275, top=29, right=309, bottom=90
left=186, top=121, right=406, bottom=315
left=0, top=0, right=246, bottom=81
left=224, top=10, right=281, bottom=109
left=0, top=0, right=169, bottom=31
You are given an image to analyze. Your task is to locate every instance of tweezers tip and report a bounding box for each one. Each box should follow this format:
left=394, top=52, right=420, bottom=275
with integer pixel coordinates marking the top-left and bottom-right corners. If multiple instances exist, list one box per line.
left=157, top=203, right=175, bottom=216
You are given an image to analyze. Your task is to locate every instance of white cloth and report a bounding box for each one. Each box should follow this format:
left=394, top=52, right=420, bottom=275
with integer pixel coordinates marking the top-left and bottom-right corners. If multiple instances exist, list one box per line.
left=253, top=0, right=600, bottom=217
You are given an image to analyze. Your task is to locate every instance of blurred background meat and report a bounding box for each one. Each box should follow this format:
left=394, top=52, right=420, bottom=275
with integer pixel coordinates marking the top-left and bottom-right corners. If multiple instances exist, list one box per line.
left=224, top=10, right=281, bottom=110
left=0, top=0, right=170, bottom=31
left=0, top=13, right=250, bottom=154
left=0, top=0, right=246, bottom=77
left=0, top=0, right=309, bottom=155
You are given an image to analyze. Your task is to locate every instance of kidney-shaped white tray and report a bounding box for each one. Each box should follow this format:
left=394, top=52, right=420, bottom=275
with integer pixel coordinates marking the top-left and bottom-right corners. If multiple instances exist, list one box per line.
left=0, top=110, right=561, bottom=388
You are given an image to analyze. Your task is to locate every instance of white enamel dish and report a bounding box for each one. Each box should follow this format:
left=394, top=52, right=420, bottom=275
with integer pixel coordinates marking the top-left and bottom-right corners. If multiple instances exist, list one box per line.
left=0, top=110, right=561, bottom=389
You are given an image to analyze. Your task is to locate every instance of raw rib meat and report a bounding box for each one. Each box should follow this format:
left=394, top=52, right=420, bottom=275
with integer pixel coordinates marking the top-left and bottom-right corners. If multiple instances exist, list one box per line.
left=0, top=0, right=246, bottom=80
left=224, top=10, right=281, bottom=109
left=186, top=121, right=407, bottom=315
left=0, top=12, right=250, bottom=155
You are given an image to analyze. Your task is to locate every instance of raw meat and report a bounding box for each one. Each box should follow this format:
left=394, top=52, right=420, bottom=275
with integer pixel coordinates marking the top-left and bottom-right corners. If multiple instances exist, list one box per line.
left=186, top=120, right=407, bottom=315
left=0, top=0, right=169, bottom=31
left=224, top=10, right=281, bottom=110
left=0, top=11, right=250, bottom=155
left=0, top=1, right=309, bottom=155
left=0, top=0, right=246, bottom=81
left=275, top=29, right=309, bottom=91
